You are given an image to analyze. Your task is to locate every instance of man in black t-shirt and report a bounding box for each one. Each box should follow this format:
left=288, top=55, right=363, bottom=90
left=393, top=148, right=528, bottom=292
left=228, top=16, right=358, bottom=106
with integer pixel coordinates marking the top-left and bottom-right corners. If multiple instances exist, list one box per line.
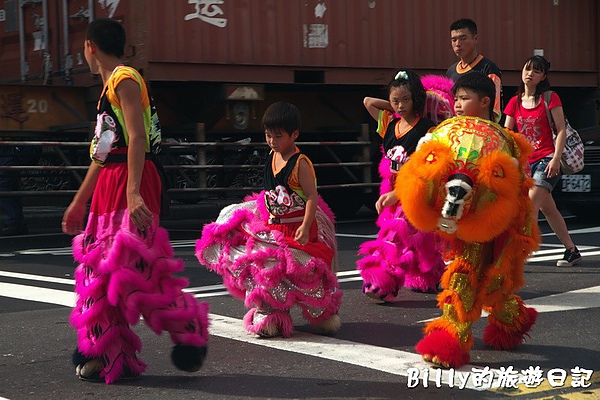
left=446, top=18, right=502, bottom=122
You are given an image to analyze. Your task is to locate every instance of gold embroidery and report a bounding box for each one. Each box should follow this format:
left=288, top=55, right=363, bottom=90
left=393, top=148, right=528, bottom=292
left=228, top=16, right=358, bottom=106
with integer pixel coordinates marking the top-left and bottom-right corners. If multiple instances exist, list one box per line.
left=449, top=273, right=475, bottom=312
left=495, top=296, right=520, bottom=324
left=521, top=211, right=534, bottom=237
left=486, top=274, right=505, bottom=294
left=442, top=303, right=472, bottom=343
left=463, top=242, right=493, bottom=276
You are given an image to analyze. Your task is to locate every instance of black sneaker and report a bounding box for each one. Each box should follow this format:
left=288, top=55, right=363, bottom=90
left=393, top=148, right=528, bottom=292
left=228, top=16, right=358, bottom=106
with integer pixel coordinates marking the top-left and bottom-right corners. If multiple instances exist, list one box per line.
left=556, top=247, right=582, bottom=267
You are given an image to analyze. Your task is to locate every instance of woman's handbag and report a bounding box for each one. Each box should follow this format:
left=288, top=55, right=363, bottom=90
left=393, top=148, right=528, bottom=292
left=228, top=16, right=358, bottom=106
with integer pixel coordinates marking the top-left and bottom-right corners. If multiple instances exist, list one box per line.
left=542, top=91, right=584, bottom=174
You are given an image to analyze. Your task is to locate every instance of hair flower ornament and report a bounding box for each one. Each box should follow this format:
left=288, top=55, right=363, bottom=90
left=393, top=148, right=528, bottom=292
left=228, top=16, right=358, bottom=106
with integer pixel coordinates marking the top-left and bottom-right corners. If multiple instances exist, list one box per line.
left=395, top=70, right=409, bottom=80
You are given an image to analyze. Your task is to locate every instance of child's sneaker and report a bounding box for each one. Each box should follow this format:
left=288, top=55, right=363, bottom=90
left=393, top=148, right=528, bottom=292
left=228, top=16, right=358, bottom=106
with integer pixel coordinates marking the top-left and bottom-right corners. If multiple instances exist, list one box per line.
left=75, top=359, right=104, bottom=382
left=556, top=247, right=581, bottom=267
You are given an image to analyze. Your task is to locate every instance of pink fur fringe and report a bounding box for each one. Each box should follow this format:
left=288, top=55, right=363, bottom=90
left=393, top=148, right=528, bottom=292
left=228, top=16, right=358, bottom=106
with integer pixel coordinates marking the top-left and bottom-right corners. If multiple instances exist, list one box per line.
left=71, top=210, right=210, bottom=384
left=357, top=156, right=445, bottom=298
left=243, top=308, right=295, bottom=338
left=196, top=192, right=342, bottom=335
left=421, top=74, right=455, bottom=125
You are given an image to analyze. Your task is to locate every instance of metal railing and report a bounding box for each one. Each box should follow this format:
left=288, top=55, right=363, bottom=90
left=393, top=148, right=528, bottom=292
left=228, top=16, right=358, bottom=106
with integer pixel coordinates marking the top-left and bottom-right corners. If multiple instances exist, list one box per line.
left=0, top=124, right=375, bottom=202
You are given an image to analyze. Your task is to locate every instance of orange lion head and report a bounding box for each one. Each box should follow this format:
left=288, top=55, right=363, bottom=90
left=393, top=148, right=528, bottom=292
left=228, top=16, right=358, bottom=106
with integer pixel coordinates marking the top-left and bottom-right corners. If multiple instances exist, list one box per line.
left=396, top=116, right=533, bottom=243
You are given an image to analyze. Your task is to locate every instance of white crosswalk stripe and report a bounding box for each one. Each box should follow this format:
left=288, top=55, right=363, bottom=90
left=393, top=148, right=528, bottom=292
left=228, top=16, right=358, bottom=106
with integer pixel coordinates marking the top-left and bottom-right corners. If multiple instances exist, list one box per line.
left=3, top=242, right=598, bottom=296
left=1, top=275, right=599, bottom=391
left=1, top=240, right=598, bottom=392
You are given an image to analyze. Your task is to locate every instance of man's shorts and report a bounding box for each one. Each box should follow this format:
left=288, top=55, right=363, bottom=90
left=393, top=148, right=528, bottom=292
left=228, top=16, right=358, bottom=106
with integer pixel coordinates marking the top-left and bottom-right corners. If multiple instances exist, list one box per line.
left=530, top=156, right=560, bottom=191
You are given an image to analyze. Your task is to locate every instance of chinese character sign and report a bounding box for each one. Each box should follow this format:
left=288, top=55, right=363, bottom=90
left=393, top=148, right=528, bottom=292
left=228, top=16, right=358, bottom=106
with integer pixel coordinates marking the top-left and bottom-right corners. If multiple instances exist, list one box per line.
left=185, top=0, right=227, bottom=28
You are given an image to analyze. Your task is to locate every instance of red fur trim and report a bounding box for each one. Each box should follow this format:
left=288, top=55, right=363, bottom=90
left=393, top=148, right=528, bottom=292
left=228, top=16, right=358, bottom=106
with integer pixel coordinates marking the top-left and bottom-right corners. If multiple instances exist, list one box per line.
left=483, top=306, right=537, bottom=350
left=416, top=329, right=470, bottom=368
left=424, top=317, right=475, bottom=352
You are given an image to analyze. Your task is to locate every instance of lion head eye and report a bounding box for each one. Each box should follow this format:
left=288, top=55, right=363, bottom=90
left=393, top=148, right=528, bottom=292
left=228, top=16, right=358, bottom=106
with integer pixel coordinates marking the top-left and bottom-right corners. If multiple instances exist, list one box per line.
left=493, top=165, right=505, bottom=178
left=426, top=152, right=437, bottom=163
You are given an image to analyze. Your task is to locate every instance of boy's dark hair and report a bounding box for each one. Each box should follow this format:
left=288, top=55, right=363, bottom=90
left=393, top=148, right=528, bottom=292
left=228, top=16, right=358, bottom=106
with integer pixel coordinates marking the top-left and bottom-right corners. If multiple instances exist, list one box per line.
left=516, top=55, right=551, bottom=103
left=261, top=102, right=301, bottom=134
left=452, top=72, right=495, bottom=120
left=86, top=18, right=126, bottom=58
left=387, top=69, right=427, bottom=116
left=450, top=18, right=478, bottom=36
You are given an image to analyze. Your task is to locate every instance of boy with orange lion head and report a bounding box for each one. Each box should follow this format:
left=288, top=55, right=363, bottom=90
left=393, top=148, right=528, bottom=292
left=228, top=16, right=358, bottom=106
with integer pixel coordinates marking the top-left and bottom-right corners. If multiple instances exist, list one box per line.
left=396, top=72, right=540, bottom=368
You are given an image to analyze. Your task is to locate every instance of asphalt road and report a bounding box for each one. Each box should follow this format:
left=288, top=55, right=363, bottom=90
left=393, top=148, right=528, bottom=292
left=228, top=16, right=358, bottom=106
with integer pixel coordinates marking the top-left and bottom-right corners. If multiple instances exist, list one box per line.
left=1, top=205, right=599, bottom=400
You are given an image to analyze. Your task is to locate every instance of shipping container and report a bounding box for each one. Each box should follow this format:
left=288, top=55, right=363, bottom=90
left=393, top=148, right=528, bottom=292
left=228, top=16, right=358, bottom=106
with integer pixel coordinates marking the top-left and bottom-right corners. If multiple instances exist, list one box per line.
left=2, top=1, right=597, bottom=86
left=1, top=0, right=599, bottom=215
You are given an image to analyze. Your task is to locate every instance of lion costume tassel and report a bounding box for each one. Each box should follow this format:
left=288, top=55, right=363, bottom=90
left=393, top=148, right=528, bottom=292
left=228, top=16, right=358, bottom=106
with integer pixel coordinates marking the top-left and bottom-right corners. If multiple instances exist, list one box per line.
left=396, top=116, right=540, bottom=368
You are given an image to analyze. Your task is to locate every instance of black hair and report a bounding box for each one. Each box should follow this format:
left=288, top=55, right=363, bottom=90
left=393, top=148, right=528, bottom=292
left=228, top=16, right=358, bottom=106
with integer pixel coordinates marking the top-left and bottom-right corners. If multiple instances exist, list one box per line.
left=452, top=71, right=495, bottom=120
left=450, top=18, right=478, bottom=36
left=261, top=102, right=301, bottom=134
left=86, top=18, right=126, bottom=58
left=516, top=55, right=551, bottom=104
left=387, top=69, right=427, bottom=116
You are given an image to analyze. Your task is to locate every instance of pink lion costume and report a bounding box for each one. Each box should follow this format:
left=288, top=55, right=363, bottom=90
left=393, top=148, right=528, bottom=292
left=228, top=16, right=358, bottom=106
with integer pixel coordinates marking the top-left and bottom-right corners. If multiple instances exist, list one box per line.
left=357, top=75, right=455, bottom=300
left=196, top=189, right=342, bottom=338
left=396, top=116, right=539, bottom=368
left=70, top=66, right=209, bottom=384
left=422, top=75, right=456, bottom=125
left=71, top=208, right=210, bottom=383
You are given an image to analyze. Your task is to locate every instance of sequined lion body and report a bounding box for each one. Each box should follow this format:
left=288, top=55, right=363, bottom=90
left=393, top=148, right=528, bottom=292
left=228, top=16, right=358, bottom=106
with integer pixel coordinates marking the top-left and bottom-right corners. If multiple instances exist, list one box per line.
left=395, top=116, right=540, bottom=368
left=195, top=192, right=342, bottom=338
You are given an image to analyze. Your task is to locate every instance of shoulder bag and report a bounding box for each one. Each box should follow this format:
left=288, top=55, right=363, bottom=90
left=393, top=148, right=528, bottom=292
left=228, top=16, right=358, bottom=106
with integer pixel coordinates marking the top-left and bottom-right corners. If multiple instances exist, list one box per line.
left=542, top=91, right=584, bottom=174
